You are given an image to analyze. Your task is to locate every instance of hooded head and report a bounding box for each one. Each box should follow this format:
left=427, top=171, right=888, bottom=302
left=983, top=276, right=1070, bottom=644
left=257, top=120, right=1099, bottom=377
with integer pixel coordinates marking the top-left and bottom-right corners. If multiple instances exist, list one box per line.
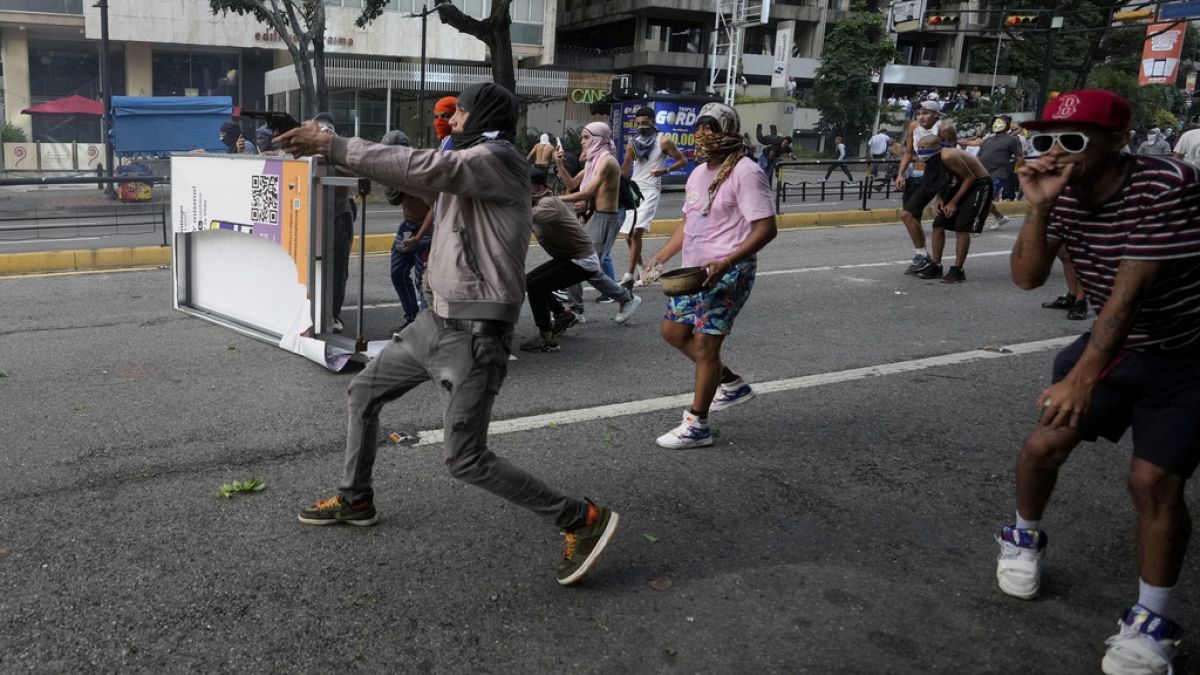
left=255, top=125, right=274, bottom=150
left=381, top=129, right=412, bottom=147
left=449, top=83, right=518, bottom=150
left=219, top=120, right=241, bottom=150
left=539, top=133, right=551, bottom=145
left=695, top=102, right=740, bottom=137
left=580, top=122, right=615, bottom=190
left=433, top=96, right=457, bottom=140
left=693, top=103, right=748, bottom=216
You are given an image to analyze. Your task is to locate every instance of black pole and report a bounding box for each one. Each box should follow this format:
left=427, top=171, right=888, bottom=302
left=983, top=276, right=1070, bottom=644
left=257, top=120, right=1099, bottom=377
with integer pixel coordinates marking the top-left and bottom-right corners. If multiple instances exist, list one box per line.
left=1037, top=24, right=1057, bottom=115
left=420, top=4, right=428, bottom=147
left=98, top=0, right=114, bottom=197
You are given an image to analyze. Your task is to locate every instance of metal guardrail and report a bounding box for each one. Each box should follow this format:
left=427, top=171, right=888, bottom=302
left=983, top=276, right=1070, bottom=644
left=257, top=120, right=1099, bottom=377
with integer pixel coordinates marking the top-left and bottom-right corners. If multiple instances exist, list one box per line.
left=774, top=159, right=902, bottom=212
left=0, top=175, right=172, bottom=247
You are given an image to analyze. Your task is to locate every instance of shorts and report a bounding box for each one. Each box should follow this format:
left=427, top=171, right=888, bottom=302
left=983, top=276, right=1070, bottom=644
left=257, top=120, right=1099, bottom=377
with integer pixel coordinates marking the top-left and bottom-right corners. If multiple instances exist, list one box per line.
left=990, top=175, right=1005, bottom=198
left=932, top=177, right=993, bottom=234
left=902, top=177, right=937, bottom=216
left=1052, top=334, right=1200, bottom=478
left=620, top=183, right=661, bottom=234
left=663, top=259, right=756, bottom=335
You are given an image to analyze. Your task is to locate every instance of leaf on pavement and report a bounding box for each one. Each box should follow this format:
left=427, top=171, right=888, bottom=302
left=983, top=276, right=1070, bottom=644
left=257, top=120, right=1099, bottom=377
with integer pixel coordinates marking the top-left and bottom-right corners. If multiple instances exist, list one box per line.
left=212, top=478, right=266, bottom=498
left=649, top=576, right=673, bottom=591
left=642, top=534, right=659, bottom=544
left=0, top=370, right=7, bottom=378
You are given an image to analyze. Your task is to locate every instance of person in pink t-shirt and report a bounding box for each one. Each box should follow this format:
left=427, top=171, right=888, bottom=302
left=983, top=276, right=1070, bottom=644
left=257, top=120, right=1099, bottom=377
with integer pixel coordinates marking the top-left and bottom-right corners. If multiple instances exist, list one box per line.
left=643, top=102, right=778, bottom=449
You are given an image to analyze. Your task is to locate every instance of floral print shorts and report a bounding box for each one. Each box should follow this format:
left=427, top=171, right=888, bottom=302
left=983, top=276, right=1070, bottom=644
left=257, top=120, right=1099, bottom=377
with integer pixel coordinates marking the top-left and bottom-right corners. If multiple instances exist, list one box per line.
left=663, top=259, right=756, bottom=335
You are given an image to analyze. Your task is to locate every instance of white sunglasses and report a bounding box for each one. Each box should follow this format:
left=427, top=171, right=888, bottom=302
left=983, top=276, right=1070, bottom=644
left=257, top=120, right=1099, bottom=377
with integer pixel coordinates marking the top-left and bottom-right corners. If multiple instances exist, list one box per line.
left=1029, top=132, right=1090, bottom=154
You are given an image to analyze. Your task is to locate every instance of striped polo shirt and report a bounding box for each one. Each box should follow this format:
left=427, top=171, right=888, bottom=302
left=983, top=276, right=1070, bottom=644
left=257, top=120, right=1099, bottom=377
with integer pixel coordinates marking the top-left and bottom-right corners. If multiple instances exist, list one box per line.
left=1048, top=155, right=1200, bottom=351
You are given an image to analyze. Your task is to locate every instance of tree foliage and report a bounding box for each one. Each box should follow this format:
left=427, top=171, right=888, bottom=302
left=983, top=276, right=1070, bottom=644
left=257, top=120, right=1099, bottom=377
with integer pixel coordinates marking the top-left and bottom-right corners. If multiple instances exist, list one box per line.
left=360, top=0, right=517, bottom=93
left=209, top=0, right=331, bottom=119
left=963, top=0, right=1200, bottom=126
left=812, top=12, right=898, bottom=149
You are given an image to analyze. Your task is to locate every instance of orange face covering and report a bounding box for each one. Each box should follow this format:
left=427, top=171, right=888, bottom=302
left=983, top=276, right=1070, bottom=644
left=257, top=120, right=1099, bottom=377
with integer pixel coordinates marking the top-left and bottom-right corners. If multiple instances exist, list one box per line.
left=434, top=96, right=456, bottom=140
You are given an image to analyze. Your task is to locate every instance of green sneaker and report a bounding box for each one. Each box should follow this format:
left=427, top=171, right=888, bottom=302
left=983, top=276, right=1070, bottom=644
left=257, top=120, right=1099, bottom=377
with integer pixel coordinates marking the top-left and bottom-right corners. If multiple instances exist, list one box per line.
left=557, top=501, right=620, bottom=586
left=297, top=494, right=378, bottom=527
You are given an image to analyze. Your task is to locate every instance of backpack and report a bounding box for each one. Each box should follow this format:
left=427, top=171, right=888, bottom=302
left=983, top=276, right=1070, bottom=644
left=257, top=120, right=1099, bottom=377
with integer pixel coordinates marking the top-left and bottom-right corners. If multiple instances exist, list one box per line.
left=618, top=174, right=644, bottom=212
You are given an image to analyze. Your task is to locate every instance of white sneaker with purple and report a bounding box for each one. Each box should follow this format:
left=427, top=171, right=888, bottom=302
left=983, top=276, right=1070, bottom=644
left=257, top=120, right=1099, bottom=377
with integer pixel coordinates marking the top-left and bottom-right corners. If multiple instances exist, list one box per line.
left=656, top=411, right=713, bottom=449
left=710, top=378, right=755, bottom=412
left=1102, top=604, right=1182, bottom=675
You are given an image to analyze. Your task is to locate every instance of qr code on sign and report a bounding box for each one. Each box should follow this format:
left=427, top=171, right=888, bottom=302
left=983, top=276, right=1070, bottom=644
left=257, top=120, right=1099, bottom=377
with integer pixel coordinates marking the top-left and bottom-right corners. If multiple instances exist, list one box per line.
left=250, top=174, right=280, bottom=223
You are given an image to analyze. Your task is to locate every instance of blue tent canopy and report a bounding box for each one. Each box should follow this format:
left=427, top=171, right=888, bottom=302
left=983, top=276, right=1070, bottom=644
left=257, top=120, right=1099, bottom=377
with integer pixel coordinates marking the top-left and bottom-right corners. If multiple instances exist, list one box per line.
left=110, top=96, right=233, bottom=157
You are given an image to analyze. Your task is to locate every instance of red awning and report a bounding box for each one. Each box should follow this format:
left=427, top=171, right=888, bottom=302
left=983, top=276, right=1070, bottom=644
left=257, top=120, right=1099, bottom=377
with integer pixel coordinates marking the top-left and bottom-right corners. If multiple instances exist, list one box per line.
left=22, top=95, right=104, bottom=116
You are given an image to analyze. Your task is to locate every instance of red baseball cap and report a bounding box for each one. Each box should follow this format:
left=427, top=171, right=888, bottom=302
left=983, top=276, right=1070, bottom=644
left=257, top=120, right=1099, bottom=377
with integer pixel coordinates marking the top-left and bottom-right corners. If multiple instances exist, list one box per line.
left=1022, top=89, right=1132, bottom=131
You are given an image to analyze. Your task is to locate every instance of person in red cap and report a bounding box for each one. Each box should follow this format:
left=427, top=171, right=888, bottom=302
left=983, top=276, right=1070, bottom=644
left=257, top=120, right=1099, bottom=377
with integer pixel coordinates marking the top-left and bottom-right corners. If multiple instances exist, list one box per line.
left=996, top=89, right=1200, bottom=675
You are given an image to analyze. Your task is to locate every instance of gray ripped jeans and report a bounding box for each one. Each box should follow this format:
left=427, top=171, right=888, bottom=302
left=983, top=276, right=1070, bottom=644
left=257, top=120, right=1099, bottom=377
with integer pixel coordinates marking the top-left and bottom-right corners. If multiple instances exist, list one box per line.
left=339, top=310, right=588, bottom=531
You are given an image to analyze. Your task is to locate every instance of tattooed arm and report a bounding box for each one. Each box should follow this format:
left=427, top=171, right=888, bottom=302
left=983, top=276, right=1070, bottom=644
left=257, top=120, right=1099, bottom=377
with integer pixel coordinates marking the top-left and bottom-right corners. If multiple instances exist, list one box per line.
left=1036, top=259, right=1163, bottom=429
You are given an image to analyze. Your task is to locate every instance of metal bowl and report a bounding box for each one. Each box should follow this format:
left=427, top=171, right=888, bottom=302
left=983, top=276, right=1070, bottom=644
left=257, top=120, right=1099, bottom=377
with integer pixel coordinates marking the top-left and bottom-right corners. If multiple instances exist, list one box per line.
left=660, top=266, right=706, bottom=296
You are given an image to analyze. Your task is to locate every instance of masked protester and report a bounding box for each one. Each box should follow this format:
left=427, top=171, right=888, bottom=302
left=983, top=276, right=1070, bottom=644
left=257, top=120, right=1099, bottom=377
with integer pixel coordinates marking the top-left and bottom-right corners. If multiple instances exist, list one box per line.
left=276, top=83, right=621, bottom=587
left=527, top=132, right=556, bottom=169
left=432, top=96, right=456, bottom=142
left=381, top=130, right=431, bottom=334
left=962, top=115, right=1023, bottom=230
left=619, top=106, right=686, bottom=289
left=643, top=102, right=778, bottom=449
left=219, top=120, right=258, bottom=155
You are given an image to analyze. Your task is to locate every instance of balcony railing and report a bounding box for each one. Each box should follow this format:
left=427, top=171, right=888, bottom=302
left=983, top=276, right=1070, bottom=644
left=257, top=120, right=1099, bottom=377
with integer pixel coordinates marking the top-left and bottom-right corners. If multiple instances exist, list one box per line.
left=0, top=0, right=82, bottom=14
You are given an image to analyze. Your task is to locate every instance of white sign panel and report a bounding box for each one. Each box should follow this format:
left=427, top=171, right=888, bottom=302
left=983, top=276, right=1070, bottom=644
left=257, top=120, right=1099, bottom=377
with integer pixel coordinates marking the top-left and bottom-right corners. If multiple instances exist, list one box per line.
left=39, top=143, right=76, bottom=171
left=171, top=153, right=333, bottom=367
left=3, top=143, right=37, bottom=170
left=75, top=143, right=106, bottom=170
left=771, top=20, right=795, bottom=89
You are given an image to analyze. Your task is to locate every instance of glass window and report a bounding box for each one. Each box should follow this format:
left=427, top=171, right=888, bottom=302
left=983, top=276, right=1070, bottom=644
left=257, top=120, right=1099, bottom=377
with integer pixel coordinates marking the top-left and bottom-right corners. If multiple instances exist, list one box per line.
left=28, top=40, right=125, bottom=102
left=513, top=0, right=530, bottom=21
left=152, top=49, right=240, bottom=103
left=530, top=0, right=544, bottom=20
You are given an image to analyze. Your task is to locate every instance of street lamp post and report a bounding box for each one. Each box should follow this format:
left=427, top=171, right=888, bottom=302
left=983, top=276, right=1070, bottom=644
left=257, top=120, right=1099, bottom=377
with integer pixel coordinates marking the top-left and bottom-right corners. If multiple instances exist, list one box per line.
left=406, top=3, right=442, bottom=148
left=95, top=0, right=114, bottom=196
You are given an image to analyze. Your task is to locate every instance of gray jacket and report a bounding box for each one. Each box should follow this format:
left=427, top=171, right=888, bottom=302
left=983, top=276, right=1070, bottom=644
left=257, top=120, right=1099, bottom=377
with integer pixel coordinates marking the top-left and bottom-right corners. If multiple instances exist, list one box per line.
left=330, top=135, right=529, bottom=322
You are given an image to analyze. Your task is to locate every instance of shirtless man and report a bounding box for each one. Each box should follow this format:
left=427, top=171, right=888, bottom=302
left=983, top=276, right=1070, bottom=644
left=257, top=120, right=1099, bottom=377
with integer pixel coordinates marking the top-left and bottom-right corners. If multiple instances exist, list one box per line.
left=911, top=134, right=993, bottom=282
left=528, top=133, right=556, bottom=169
left=620, top=107, right=686, bottom=288
left=554, top=122, right=642, bottom=329
left=896, top=101, right=955, bottom=276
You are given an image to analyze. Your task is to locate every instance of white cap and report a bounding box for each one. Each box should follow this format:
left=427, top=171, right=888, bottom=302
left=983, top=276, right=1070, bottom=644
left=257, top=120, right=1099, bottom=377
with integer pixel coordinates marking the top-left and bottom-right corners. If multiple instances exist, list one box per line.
left=919, top=100, right=942, bottom=113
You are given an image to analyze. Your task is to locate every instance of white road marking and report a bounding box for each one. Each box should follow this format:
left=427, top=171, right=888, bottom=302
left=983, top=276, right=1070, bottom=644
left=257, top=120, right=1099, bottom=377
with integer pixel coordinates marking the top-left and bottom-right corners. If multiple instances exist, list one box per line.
left=359, top=249, right=1017, bottom=310
left=407, top=335, right=1077, bottom=446
left=0, top=236, right=107, bottom=246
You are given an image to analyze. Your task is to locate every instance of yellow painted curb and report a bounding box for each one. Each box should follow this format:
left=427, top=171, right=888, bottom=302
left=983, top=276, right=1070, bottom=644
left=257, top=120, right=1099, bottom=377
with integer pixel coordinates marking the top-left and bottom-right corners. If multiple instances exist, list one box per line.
left=0, top=201, right=1033, bottom=277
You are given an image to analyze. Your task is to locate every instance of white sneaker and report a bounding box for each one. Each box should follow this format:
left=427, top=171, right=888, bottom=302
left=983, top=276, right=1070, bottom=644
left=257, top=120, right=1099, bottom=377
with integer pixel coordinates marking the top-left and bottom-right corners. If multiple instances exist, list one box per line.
left=332, top=317, right=344, bottom=334
left=655, top=410, right=713, bottom=449
left=618, top=272, right=635, bottom=287
left=1102, top=605, right=1182, bottom=675
left=995, top=525, right=1045, bottom=600
left=989, top=215, right=1011, bottom=231
left=614, top=294, right=642, bottom=324
left=710, top=379, right=755, bottom=411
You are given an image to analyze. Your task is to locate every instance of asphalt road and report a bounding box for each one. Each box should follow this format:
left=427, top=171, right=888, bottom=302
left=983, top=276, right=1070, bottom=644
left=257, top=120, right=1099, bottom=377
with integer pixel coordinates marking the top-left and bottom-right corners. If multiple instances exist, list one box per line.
left=2, top=221, right=1196, bottom=673
left=0, top=167, right=904, bottom=254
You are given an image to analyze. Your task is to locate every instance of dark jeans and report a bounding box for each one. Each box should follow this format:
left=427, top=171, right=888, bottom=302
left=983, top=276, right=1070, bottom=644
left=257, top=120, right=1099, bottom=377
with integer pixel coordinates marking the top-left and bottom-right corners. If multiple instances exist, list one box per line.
left=527, top=259, right=594, bottom=331
left=389, top=220, right=429, bottom=322
left=331, top=211, right=355, bottom=319
left=824, top=161, right=853, bottom=181
left=339, top=311, right=588, bottom=530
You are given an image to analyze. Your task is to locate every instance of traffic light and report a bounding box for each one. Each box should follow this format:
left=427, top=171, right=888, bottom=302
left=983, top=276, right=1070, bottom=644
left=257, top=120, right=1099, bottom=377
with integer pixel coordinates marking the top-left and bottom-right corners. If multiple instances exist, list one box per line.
left=1005, top=14, right=1038, bottom=28
left=925, top=13, right=960, bottom=28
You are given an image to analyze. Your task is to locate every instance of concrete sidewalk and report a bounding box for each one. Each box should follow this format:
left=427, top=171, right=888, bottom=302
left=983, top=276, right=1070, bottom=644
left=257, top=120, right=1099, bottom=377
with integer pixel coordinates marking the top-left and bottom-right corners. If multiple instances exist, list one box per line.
left=0, top=201, right=1029, bottom=277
